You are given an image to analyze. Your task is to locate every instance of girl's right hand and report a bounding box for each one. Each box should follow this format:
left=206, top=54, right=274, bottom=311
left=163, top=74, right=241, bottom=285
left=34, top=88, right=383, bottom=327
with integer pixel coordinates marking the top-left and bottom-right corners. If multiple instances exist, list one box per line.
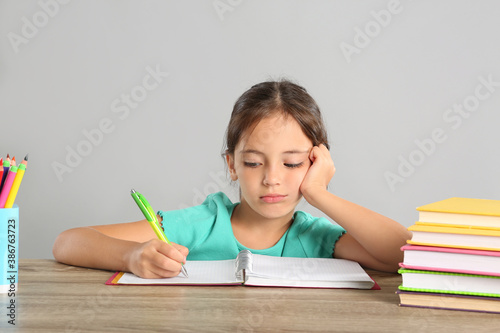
left=125, top=239, right=189, bottom=279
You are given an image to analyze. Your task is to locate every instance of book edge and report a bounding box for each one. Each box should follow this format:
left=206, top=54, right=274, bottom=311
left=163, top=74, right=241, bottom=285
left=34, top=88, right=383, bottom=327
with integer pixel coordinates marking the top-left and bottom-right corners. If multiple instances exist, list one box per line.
left=416, top=197, right=500, bottom=217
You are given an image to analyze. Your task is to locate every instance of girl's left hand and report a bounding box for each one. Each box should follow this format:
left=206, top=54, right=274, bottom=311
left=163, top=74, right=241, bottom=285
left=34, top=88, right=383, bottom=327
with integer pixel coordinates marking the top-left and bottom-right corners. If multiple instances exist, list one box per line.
left=300, top=144, right=335, bottom=202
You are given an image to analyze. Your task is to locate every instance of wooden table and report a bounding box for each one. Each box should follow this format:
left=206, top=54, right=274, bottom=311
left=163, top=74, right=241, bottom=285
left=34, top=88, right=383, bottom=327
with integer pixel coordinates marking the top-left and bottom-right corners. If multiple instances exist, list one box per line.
left=1, top=259, right=500, bottom=332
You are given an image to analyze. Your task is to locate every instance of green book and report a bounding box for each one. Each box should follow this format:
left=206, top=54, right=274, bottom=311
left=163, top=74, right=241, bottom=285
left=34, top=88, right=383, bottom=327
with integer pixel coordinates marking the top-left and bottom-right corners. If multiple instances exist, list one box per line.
left=398, top=269, right=500, bottom=297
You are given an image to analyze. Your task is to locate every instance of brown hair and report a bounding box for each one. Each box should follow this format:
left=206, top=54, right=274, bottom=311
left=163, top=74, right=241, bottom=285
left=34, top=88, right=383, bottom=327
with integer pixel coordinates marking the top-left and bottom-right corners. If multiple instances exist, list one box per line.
left=223, top=79, right=330, bottom=156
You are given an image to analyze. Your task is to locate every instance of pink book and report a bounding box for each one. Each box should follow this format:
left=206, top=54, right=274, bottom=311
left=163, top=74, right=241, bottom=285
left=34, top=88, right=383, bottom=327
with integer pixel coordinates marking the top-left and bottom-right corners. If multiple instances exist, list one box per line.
left=400, top=244, right=500, bottom=276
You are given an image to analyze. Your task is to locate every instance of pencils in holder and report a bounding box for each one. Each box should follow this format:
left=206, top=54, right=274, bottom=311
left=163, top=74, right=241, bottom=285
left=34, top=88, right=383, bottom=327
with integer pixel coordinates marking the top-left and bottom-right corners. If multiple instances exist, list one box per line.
left=4, top=155, right=28, bottom=209
left=0, top=154, right=28, bottom=209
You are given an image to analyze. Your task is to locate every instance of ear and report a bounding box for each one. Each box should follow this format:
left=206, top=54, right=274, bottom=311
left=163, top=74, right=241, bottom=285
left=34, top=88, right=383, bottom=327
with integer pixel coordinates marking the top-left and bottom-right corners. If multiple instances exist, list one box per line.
left=225, top=153, right=238, bottom=181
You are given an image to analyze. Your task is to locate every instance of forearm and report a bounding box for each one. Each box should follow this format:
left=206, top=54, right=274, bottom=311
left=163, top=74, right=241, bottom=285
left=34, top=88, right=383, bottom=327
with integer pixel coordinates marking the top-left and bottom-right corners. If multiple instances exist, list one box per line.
left=306, top=190, right=411, bottom=265
left=52, top=227, right=137, bottom=272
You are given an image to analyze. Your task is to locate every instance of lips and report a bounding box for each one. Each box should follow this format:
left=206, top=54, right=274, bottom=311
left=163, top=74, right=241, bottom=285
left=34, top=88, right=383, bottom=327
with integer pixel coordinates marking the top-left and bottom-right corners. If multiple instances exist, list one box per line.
left=260, top=194, right=287, bottom=203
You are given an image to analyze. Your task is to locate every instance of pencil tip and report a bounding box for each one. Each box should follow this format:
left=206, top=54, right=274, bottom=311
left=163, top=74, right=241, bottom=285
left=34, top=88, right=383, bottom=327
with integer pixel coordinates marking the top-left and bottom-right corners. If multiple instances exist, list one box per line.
left=24, top=154, right=28, bottom=161
left=6, top=154, right=9, bottom=159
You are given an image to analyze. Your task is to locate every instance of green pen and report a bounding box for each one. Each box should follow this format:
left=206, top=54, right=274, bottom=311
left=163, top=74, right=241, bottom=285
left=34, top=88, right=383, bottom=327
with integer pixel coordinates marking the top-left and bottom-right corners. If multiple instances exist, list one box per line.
left=130, top=189, right=188, bottom=277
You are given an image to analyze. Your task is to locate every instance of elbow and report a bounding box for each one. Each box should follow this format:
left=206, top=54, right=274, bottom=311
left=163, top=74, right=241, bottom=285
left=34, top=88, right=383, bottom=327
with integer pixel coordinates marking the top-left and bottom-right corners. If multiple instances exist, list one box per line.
left=52, top=230, right=66, bottom=263
left=52, top=229, right=75, bottom=264
left=385, top=262, right=402, bottom=274
left=376, top=247, right=405, bottom=273
left=374, top=259, right=402, bottom=274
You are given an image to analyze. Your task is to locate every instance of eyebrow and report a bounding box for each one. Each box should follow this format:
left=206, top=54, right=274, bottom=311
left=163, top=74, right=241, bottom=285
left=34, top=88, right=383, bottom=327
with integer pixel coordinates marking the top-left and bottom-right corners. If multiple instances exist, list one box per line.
left=240, top=149, right=309, bottom=155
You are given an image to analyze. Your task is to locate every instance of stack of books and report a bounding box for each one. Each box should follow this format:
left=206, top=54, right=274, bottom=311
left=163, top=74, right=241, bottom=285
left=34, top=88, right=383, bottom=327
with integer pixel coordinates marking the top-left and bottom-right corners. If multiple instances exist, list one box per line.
left=398, top=197, right=500, bottom=313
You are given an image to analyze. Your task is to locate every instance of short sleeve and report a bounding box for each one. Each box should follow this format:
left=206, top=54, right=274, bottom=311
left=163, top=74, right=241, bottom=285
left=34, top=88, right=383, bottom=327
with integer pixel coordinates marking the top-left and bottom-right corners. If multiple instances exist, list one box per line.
left=157, top=202, right=216, bottom=250
left=285, top=211, right=346, bottom=258
left=157, top=192, right=240, bottom=260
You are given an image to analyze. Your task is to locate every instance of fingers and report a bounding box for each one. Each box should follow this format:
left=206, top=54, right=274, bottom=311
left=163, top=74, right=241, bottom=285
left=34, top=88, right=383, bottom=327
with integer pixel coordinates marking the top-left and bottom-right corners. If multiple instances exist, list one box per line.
left=157, top=241, right=188, bottom=265
left=172, top=242, right=190, bottom=258
left=301, top=144, right=335, bottom=198
left=143, top=254, right=182, bottom=279
left=129, top=240, right=188, bottom=279
left=309, top=143, right=328, bottom=157
left=309, top=144, right=335, bottom=171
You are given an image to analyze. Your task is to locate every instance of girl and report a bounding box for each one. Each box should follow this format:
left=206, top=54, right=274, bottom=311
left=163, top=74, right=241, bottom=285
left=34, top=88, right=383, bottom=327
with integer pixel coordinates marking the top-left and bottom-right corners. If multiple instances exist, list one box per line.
left=53, top=80, right=411, bottom=278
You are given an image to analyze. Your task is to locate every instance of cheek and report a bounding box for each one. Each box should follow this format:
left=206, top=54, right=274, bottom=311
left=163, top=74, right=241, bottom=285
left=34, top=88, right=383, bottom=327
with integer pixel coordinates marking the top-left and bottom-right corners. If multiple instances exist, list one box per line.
left=288, top=168, right=309, bottom=187
left=236, top=168, right=257, bottom=187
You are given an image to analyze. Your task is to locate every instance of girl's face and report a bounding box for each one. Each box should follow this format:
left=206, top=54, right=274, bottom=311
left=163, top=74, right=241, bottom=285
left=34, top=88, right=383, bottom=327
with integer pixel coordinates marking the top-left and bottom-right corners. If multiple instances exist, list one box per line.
left=227, top=114, right=313, bottom=221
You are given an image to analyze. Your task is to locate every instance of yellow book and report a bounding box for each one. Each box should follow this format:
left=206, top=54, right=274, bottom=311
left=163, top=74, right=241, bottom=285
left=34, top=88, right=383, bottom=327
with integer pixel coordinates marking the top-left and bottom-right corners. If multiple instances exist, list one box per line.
left=415, top=221, right=500, bottom=232
left=416, top=197, right=500, bottom=228
left=408, top=223, right=500, bottom=251
left=397, top=290, right=500, bottom=314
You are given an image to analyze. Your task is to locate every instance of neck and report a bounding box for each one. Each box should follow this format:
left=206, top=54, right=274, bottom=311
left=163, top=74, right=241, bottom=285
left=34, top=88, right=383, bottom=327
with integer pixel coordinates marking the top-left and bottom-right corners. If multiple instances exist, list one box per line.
left=230, top=200, right=294, bottom=250
left=235, top=200, right=294, bottom=228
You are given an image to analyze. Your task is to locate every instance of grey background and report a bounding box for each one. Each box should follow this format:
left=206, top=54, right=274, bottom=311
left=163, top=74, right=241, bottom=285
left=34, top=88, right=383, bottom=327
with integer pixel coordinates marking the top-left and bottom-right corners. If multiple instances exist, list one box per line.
left=1, top=0, right=499, bottom=259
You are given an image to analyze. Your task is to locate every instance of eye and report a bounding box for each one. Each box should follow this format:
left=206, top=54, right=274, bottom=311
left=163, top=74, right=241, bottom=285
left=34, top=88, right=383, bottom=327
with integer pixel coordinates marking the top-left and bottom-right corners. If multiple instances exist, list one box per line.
left=284, top=162, right=304, bottom=169
left=244, top=162, right=260, bottom=168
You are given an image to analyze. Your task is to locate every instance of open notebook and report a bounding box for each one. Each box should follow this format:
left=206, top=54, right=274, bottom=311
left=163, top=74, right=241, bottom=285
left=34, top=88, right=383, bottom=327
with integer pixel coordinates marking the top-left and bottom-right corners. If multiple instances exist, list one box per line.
left=107, top=250, right=377, bottom=289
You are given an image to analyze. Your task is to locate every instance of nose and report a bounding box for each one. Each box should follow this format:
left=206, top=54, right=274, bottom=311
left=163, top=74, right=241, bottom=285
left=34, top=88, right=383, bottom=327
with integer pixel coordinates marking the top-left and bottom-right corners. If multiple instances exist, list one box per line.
left=263, top=165, right=280, bottom=186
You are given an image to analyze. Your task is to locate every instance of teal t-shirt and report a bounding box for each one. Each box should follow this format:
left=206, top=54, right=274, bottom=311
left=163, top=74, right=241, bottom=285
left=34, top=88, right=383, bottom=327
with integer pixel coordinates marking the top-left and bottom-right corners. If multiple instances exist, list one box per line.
left=158, top=192, right=346, bottom=260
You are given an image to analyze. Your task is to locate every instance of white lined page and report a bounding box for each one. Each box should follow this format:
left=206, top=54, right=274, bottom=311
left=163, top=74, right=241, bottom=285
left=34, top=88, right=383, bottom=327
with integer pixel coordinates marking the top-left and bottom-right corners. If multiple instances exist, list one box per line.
left=116, top=259, right=241, bottom=285
left=248, top=254, right=372, bottom=282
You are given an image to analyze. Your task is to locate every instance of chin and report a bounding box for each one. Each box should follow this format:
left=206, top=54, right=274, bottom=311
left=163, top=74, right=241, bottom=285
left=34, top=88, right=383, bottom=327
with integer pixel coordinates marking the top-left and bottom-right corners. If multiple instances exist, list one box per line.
left=254, top=203, right=296, bottom=220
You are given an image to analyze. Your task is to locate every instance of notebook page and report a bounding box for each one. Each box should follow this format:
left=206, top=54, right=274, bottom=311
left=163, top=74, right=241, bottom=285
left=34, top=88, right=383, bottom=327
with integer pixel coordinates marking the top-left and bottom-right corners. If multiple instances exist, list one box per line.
left=248, top=254, right=372, bottom=282
left=116, top=259, right=241, bottom=285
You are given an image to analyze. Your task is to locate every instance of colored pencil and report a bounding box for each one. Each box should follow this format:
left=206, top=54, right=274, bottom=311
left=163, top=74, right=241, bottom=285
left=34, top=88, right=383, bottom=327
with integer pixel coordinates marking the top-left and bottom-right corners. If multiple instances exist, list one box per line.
left=0, top=158, right=10, bottom=193
left=4, top=155, right=28, bottom=208
left=20, top=154, right=28, bottom=167
left=0, top=166, right=18, bottom=208
left=0, top=158, right=3, bottom=193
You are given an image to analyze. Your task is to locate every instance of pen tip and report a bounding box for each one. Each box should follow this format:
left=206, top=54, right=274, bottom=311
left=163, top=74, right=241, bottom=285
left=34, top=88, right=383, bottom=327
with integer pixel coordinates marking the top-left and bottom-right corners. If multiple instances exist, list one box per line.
left=130, top=189, right=136, bottom=194
left=181, top=266, right=189, bottom=278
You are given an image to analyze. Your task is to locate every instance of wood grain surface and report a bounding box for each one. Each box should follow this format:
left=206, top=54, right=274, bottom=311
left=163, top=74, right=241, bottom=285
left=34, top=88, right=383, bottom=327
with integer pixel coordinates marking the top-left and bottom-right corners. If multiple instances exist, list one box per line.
left=1, top=259, right=499, bottom=332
